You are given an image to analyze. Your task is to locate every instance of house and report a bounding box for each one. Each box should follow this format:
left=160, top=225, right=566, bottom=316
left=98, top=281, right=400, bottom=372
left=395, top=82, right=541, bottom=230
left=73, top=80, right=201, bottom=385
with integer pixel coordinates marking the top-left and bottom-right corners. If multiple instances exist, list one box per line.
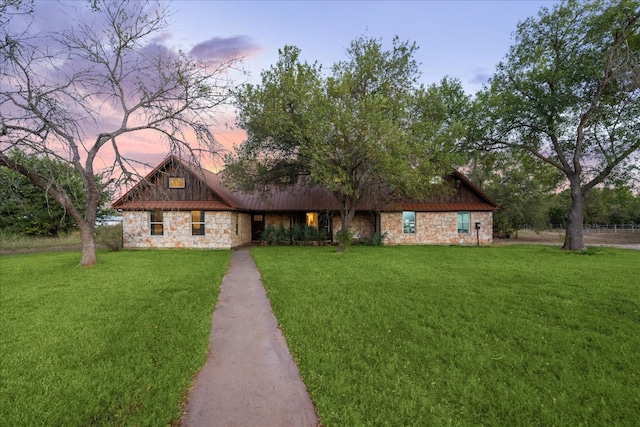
left=112, top=155, right=498, bottom=249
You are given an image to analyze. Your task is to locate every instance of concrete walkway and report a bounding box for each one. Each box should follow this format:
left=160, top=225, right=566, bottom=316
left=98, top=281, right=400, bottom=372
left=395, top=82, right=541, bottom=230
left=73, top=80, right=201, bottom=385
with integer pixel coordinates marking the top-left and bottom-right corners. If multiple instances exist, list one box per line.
left=180, top=246, right=319, bottom=427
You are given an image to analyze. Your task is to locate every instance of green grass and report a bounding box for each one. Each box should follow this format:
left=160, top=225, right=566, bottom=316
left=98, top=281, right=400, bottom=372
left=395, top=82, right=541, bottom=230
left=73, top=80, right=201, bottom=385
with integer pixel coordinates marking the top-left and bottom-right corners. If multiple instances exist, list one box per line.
left=0, top=249, right=229, bottom=426
left=252, top=245, right=640, bottom=426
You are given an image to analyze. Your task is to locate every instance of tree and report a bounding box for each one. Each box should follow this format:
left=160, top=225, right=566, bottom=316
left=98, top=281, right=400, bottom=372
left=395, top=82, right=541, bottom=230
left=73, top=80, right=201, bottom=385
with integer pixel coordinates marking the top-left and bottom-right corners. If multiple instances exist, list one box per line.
left=225, top=37, right=467, bottom=251
left=470, top=0, right=640, bottom=250
left=0, top=0, right=239, bottom=265
left=0, top=150, right=111, bottom=237
left=584, top=184, right=639, bottom=224
left=467, top=152, right=562, bottom=237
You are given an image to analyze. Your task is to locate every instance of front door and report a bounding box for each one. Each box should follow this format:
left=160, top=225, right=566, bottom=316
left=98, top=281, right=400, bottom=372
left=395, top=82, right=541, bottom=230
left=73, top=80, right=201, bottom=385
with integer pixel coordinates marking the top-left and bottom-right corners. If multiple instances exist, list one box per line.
left=251, top=213, right=265, bottom=241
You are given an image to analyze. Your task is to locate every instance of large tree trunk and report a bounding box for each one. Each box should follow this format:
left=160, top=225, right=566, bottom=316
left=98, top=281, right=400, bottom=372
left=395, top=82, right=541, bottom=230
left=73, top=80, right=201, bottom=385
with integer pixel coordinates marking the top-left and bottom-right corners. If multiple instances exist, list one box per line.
left=562, top=179, right=586, bottom=251
left=77, top=218, right=98, bottom=266
left=336, top=206, right=357, bottom=253
left=0, top=153, right=101, bottom=264
left=78, top=165, right=101, bottom=267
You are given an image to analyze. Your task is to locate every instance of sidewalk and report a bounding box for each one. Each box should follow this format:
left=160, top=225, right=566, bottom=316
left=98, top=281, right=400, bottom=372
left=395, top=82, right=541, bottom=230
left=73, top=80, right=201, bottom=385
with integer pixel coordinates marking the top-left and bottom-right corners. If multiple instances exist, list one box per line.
left=180, top=246, right=319, bottom=427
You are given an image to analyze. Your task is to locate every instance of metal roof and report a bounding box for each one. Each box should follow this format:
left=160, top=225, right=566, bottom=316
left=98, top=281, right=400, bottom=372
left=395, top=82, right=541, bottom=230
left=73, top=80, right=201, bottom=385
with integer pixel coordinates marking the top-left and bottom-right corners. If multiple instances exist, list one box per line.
left=113, top=155, right=499, bottom=212
left=389, top=202, right=498, bottom=212
left=113, top=200, right=233, bottom=211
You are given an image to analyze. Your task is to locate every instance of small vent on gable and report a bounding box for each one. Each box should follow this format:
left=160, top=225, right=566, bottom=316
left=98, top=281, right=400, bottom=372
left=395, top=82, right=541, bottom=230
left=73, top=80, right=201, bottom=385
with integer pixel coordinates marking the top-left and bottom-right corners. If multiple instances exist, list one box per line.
left=169, top=177, right=185, bottom=188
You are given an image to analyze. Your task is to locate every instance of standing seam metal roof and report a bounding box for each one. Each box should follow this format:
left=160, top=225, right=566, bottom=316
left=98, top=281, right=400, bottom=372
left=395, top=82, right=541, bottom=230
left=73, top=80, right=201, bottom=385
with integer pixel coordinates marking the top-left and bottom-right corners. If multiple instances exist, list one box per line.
left=113, top=155, right=499, bottom=212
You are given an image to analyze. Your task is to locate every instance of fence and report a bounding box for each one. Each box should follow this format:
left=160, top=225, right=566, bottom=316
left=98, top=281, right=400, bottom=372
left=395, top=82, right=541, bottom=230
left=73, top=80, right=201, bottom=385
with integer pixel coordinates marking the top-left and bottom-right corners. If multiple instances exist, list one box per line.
left=547, top=223, right=638, bottom=233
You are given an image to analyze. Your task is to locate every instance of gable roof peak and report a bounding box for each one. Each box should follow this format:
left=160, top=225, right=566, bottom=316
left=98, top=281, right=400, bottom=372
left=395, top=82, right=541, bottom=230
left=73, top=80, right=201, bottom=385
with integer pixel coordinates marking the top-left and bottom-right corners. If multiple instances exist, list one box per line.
left=112, top=153, right=241, bottom=210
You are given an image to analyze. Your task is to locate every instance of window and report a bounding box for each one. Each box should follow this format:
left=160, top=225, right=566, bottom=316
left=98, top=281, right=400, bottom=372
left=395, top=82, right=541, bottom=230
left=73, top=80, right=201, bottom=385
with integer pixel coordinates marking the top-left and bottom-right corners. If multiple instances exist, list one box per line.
left=150, top=211, right=164, bottom=235
left=306, top=212, right=318, bottom=228
left=458, top=211, right=470, bottom=234
left=191, top=211, right=205, bottom=235
left=402, top=211, right=415, bottom=234
left=169, top=177, right=185, bottom=188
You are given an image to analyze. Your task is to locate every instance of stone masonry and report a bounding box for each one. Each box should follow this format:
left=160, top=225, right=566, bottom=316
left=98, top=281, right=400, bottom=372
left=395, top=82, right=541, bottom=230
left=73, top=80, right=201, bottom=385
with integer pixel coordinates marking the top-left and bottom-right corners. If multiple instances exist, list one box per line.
left=122, top=210, right=493, bottom=248
left=381, top=211, right=493, bottom=245
left=331, top=213, right=376, bottom=240
left=123, top=211, right=252, bottom=249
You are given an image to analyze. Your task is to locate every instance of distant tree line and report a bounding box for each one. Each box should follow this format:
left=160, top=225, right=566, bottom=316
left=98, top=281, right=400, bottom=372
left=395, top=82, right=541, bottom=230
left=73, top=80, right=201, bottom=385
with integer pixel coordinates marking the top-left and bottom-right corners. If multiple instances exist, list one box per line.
left=467, top=151, right=640, bottom=237
left=551, top=186, right=640, bottom=226
left=496, top=184, right=640, bottom=238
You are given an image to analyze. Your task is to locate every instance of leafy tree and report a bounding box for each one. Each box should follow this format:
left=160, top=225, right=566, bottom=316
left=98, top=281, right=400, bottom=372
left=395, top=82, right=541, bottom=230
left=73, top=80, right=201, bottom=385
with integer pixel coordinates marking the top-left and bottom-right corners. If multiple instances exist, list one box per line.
left=547, top=190, right=572, bottom=227
left=468, top=152, right=562, bottom=237
left=0, top=0, right=238, bottom=265
left=470, top=0, right=640, bottom=250
left=630, top=193, right=640, bottom=224
left=584, top=189, right=608, bottom=224
left=584, top=184, right=639, bottom=224
left=549, top=184, right=640, bottom=227
left=0, top=151, right=111, bottom=236
left=225, top=37, right=467, bottom=251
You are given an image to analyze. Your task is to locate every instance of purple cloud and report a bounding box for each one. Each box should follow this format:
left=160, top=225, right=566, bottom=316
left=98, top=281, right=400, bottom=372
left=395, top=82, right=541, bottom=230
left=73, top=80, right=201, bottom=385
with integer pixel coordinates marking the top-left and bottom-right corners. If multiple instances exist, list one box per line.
left=189, top=36, right=261, bottom=62
left=470, top=68, right=491, bottom=86
left=151, top=32, right=174, bottom=44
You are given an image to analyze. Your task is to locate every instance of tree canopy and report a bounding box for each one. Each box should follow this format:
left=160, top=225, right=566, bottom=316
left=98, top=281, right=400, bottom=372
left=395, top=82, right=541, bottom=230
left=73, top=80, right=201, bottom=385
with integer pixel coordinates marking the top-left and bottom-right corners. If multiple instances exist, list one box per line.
left=0, top=0, right=239, bottom=265
left=0, top=150, right=111, bottom=237
left=467, top=152, right=563, bottom=237
left=225, top=37, right=468, bottom=250
left=469, top=0, right=640, bottom=250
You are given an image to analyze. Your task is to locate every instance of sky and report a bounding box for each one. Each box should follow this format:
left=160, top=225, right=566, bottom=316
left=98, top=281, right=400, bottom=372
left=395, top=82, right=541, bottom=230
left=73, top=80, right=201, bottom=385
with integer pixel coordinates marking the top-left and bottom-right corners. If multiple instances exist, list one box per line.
left=165, top=0, right=560, bottom=161
left=172, top=0, right=560, bottom=155
left=169, top=0, right=559, bottom=92
left=8, top=0, right=560, bottom=175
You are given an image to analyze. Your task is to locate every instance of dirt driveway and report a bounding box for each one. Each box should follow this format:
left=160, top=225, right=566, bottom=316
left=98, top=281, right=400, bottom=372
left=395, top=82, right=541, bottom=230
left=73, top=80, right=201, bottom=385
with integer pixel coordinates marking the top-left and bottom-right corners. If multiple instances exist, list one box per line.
left=492, top=229, right=640, bottom=250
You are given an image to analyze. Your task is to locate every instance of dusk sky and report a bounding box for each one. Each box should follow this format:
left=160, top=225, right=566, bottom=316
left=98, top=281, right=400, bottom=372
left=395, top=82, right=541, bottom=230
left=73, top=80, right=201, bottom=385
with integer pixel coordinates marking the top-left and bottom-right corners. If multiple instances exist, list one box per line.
left=23, top=0, right=560, bottom=172
left=170, top=0, right=558, bottom=93
left=167, top=0, right=559, bottom=158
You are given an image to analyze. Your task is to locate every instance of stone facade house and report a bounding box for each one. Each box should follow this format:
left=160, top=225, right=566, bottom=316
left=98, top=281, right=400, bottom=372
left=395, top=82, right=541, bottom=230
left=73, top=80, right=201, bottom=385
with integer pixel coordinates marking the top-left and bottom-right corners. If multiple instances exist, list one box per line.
left=112, top=155, right=498, bottom=249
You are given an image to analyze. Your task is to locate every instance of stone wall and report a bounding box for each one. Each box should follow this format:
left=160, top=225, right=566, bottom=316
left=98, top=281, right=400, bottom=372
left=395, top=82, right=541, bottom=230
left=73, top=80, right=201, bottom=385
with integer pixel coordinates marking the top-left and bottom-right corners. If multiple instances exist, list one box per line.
left=331, top=212, right=376, bottom=240
left=122, top=209, right=493, bottom=248
left=265, top=213, right=291, bottom=229
left=380, top=211, right=493, bottom=245
left=231, top=212, right=252, bottom=247
left=122, top=210, right=251, bottom=249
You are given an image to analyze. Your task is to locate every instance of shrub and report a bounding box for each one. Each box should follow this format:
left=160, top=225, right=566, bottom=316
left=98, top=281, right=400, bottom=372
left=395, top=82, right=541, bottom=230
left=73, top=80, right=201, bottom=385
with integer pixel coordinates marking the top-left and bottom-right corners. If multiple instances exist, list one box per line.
left=335, top=228, right=354, bottom=251
left=290, top=223, right=304, bottom=242
left=356, top=231, right=387, bottom=246
left=96, top=224, right=123, bottom=252
left=302, top=225, right=317, bottom=241
left=372, top=231, right=387, bottom=246
left=261, top=224, right=289, bottom=245
left=261, top=223, right=330, bottom=245
left=260, top=224, right=276, bottom=244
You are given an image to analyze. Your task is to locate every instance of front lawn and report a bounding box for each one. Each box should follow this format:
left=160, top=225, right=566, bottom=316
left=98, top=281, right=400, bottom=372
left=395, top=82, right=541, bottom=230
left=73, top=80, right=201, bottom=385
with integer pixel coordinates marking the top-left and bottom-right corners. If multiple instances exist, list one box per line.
left=0, top=250, right=229, bottom=426
left=252, top=245, right=640, bottom=426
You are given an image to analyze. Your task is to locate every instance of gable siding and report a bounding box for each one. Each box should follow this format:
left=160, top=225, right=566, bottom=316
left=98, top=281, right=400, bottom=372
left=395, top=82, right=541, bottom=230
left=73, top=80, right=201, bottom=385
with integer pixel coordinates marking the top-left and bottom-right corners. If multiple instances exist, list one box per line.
left=456, top=180, right=486, bottom=204
left=416, top=176, right=486, bottom=204
left=120, top=162, right=223, bottom=205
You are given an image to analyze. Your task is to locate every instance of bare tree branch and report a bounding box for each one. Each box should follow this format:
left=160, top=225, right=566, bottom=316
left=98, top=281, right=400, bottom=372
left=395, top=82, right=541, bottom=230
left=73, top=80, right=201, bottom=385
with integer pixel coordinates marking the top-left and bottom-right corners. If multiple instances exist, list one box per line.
left=0, top=0, right=242, bottom=265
